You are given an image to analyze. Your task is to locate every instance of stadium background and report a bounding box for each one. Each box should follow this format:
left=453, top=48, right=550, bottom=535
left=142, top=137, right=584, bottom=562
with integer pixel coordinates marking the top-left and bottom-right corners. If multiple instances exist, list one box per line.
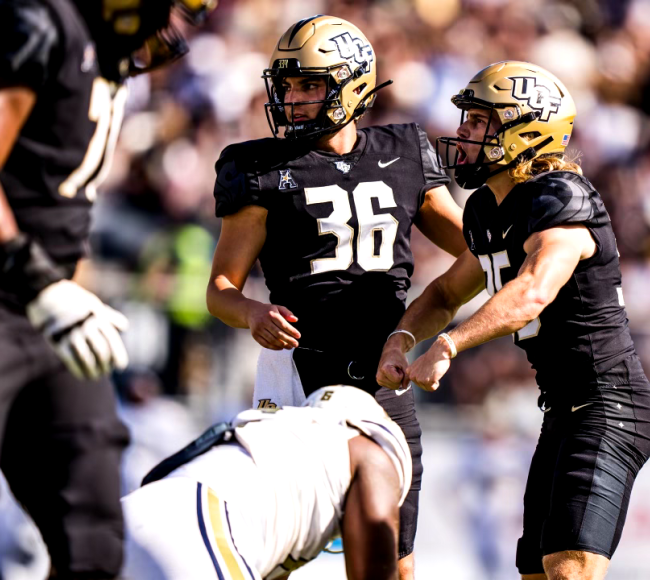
left=6, top=0, right=650, bottom=578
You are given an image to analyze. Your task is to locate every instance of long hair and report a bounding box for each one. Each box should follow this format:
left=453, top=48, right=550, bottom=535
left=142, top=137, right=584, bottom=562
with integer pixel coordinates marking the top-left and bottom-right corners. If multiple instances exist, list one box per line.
left=508, top=153, right=582, bottom=184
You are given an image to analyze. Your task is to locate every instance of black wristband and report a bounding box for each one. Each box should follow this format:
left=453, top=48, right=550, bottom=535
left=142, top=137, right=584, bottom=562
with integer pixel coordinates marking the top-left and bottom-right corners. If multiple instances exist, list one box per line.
left=0, top=234, right=66, bottom=304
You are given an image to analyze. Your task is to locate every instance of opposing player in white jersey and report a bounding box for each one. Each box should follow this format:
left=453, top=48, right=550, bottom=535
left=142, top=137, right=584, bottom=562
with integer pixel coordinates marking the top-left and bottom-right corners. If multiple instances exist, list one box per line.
left=122, top=386, right=412, bottom=580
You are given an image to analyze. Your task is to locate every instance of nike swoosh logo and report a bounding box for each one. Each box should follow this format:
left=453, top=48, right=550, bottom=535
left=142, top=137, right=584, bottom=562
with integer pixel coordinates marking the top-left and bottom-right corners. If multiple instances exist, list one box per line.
left=571, top=403, right=593, bottom=412
left=502, top=224, right=514, bottom=238
left=378, top=157, right=400, bottom=168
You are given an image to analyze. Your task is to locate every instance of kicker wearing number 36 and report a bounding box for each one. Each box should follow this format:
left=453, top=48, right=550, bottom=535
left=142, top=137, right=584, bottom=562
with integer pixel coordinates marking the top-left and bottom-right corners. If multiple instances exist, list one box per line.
left=206, top=15, right=468, bottom=580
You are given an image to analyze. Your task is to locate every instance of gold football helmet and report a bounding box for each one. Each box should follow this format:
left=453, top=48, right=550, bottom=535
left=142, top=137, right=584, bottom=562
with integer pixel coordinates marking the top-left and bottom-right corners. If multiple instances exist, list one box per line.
left=438, top=61, right=577, bottom=188
left=74, top=0, right=218, bottom=81
left=132, top=0, right=219, bottom=76
left=175, top=0, right=218, bottom=24
left=263, top=15, right=390, bottom=139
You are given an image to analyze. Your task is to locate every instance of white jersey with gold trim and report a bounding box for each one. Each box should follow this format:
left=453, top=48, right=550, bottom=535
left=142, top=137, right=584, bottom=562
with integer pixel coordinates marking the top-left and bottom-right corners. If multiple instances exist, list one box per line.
left=122, top=399, right=411, bottom=580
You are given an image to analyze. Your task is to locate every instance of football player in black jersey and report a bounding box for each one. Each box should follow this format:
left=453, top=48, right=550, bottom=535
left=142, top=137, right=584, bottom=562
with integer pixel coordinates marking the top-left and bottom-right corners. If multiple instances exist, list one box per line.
left=207, top=15, right=467, bottom=580
left=0, top=0, right=215, bottom=577
left=377, top=61, right=650, bottom=580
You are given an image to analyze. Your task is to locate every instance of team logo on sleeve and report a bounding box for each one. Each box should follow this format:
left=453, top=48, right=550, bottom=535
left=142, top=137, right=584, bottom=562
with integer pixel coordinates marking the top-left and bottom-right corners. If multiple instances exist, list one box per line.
left=278, top=169, right=298, bottom=190
left=331, top=32, right=374, bottom=73
left=509, top=76, right=561, bottom=122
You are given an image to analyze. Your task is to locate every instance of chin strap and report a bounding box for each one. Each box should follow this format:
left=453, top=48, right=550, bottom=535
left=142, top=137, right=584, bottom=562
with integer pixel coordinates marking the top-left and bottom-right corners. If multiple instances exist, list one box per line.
left=356, top=79, right=393, bottom=112
left=285, top=79, right=394, bottom=141
left=487, top=135, right=555, bottom=179
left=497, top=111, right=540, bottom=136
left=456, top=134, right=556, bottom=188
left=517, top=135, right=554, bottom=162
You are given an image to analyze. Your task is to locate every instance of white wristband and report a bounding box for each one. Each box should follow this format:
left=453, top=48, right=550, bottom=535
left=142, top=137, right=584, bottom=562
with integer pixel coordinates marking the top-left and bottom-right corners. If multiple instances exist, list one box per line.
left=387, top=329, right=416, bottom=352
left=438, top=332, right=457, bottom=359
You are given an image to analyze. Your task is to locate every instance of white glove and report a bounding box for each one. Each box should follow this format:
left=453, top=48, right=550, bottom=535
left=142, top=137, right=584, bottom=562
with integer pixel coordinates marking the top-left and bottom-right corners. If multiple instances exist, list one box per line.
left=26, top=280, right=129, bottom=380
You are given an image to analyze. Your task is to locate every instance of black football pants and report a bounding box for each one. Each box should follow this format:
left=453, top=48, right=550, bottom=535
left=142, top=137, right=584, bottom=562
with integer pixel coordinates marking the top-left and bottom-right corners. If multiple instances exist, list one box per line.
left=517, top=354, right=650, bottom=574
left=0, top=304, right=129, bottom=579
left=294, top=348, right=423, bottom=559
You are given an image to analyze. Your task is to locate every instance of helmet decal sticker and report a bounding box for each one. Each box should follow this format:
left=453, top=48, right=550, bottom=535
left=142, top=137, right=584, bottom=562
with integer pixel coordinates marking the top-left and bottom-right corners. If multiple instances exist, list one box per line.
left=509, top=76, right=561, bottom=122
left=331, top=32, right=374, bottom=73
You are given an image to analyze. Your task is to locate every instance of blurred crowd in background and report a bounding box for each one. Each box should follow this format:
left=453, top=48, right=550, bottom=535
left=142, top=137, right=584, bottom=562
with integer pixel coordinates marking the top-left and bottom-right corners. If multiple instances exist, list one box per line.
left=75, top=0, right=650, bottom=576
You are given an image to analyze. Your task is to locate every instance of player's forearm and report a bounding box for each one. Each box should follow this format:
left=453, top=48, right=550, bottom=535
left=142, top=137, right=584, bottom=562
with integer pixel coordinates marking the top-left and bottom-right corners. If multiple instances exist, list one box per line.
left=0, top=87, right=36, bottom=243
left=389, top=278, right=459, bottom=350
left=0, top=183, right=20, bottom=243
left=343, top=447, right=400, bottom=580
left=206, top=276, right=258, bottom=329
left=416, top=186, right=466, bottom=257
left=448, top=273, right=546, bottom=353
left=0, top=183, right=67, bottom=304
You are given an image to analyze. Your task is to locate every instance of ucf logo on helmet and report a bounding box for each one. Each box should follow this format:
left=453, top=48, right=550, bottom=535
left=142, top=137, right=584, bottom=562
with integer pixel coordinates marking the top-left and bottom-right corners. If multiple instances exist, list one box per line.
left=509, top=76, right=561, bottom=122
left=331, top=32, right=374, bottom=73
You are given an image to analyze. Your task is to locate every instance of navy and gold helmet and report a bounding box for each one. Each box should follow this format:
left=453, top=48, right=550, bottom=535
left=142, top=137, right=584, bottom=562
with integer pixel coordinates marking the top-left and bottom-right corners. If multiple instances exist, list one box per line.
left=73, top=0, right=218, bottom=81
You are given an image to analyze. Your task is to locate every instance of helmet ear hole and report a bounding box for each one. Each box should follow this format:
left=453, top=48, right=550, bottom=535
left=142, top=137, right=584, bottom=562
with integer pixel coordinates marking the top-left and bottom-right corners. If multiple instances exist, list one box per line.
left=520, top=131, right=541, bottom=142
left=353, top=83, right=367, bottom=95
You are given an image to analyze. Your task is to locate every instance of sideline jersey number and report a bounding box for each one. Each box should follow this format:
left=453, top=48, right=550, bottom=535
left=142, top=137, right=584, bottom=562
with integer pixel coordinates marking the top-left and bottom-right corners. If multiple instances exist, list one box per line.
left=304, top=181, right=399, bottom=274
left=59, top=78, right=127, bottom=201
left=478, top=250, right=541, bottom=341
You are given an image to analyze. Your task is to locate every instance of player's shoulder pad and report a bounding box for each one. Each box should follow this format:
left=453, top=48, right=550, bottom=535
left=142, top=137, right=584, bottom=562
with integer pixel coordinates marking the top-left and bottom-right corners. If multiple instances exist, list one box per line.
left=363, top=123, right=450, bottom=196
left=525, top=170, right=609, bottom=235
left=0, top=0, right=60, bottom=91
left=415, top=123, right=450, bottom=190
left=214, top=138, right=290, bottom=217
left=362, top=123, right=421, bottom=159
left=347, top=417, right=412, bottom=506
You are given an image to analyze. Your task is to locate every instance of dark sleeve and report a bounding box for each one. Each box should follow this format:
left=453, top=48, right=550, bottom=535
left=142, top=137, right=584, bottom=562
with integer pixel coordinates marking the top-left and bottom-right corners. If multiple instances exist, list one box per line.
left=462, top=195, right=478, bottom=254
left=213, top=144, right=266, bottom=218
left=0, top=0, right=60, bottom=91
left=527, top=173, right=610, bottom=236
left=416, top=124, right=451, bottom=193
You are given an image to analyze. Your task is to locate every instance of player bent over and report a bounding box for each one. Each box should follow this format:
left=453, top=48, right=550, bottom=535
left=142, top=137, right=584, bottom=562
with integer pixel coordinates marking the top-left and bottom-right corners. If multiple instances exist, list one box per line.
left=377, top=61, right=650, bottom=580
left=122, top=386, right=411, bottom=580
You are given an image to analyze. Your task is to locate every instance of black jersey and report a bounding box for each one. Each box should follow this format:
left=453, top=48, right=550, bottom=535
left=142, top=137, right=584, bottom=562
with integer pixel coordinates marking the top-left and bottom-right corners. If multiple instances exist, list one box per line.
left=463, top=171, right=635, bottom=389
left=214, top=123, right=450, bottom=352
left=0, top=0, right=125, bottom=270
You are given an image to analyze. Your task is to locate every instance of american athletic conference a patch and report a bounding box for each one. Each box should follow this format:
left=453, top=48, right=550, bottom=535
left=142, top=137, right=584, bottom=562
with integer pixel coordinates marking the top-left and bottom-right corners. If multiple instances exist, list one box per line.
left=278, top=169, right=298, bottom=190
